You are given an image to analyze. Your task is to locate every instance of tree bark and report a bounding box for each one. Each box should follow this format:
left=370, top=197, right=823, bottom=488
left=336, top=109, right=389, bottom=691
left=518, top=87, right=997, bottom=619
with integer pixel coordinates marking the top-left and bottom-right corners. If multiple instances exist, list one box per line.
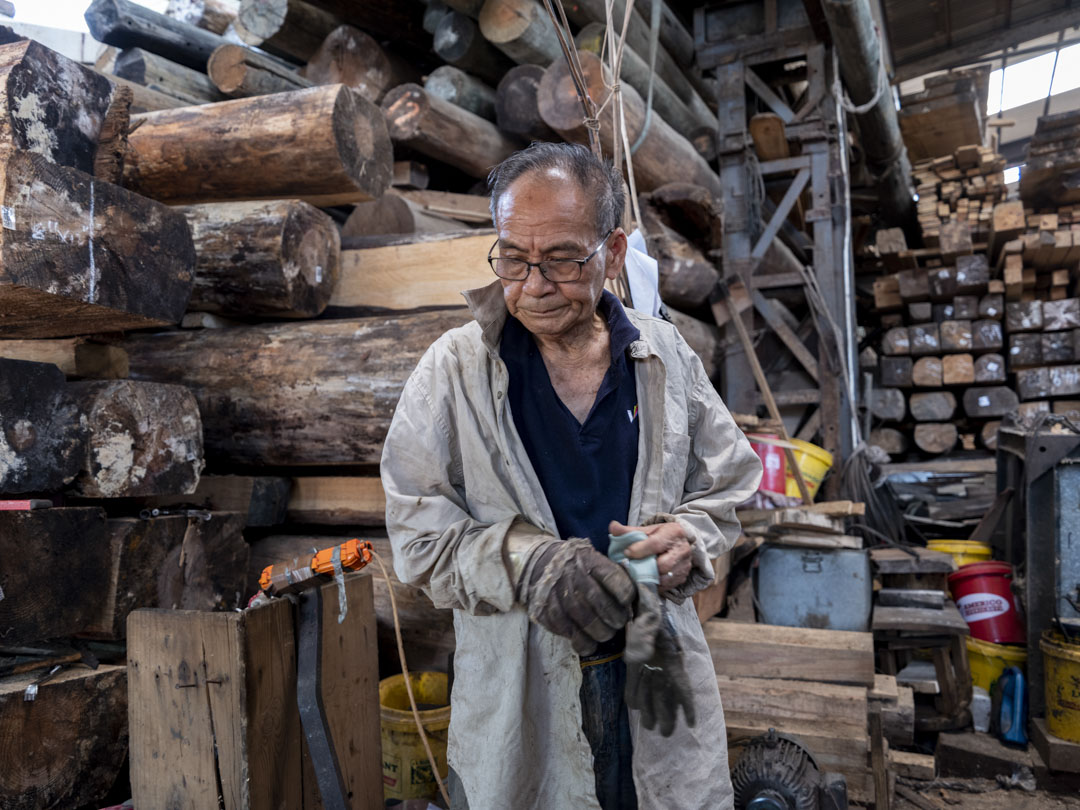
left=909, top=391, right=956, bottom=422
left=207, top=43, right=310, bottom=97
left=0, top=507, right=109, bottom=643
left=0, top=665, right=128, bottom=810
left=0, top=359, right=85, bottom=494
left=114, top=47, right=225, bottom=105
left=963, top=386, right=1019, bottom=418
left=166, top=0, right=239, bottom=33
left=181, top=199, right=340, bottom=317
left=85, top=0, right=227, bottom=71
left=124, top=84, right=392, bottom=205
left=235, top=0, right=343, bottom=61
left=69, top=380, right=204, bottom=498
left=434, top=10, right=515, bottom=86
left=0, top=39, right=116, bottom=174
left=382, top=83, right=521, bottom=179
left=120, top=310, right=472, bottom=465
left=0, top=152, right=195, bottom=338
left=478, top=0, right=564, bottom=66
left=538, top=50, right=722, bottom=197
left=425, top=64, right=497, bottom=121
left=301, top=25, right=415, bottom=103
left=341, top=194, right=469, bottom=237
left=913, top=423, right=957, bottom=454
left=495, top=63, right=557, bottom=141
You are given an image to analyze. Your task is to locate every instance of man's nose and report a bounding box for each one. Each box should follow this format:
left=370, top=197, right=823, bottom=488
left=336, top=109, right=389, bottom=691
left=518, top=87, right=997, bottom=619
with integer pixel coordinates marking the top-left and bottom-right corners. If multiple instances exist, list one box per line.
left=522, top=263, right=555, bottom=295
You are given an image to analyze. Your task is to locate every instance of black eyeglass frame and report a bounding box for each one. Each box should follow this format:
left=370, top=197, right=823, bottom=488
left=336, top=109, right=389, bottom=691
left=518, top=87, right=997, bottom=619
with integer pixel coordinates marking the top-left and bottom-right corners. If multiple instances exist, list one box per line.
left=487, top=228, right=615, bottom=283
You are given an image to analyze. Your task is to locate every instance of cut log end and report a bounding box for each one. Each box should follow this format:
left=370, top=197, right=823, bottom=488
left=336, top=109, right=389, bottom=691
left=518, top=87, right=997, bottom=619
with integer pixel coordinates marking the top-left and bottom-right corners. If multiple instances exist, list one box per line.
left=913, top=422, right=958, bottom=454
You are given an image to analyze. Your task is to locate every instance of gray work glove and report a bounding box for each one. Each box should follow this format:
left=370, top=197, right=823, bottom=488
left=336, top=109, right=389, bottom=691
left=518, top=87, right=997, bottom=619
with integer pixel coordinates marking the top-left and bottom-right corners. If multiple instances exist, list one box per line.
left=624, top=583, right=696, bottom=737
left=516, top=537, right=636, bottom=656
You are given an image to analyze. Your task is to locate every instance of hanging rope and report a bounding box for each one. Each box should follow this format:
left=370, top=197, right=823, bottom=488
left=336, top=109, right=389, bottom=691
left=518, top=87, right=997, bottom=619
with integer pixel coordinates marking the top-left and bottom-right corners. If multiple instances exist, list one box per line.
left=832, top=23, right=889, bottom=116
left=630, top=0, right=661, bottom=154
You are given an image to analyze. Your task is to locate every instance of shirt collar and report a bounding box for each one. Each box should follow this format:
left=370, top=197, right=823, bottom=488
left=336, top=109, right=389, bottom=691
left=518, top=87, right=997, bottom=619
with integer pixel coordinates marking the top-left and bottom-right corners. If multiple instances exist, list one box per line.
left=598, top=289, right=642, bottom=365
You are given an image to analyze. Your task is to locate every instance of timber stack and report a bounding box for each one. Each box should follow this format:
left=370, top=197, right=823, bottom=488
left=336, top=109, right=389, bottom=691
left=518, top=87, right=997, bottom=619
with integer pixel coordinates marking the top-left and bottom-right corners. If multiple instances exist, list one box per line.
left=1, top=1, right=733, bottom=805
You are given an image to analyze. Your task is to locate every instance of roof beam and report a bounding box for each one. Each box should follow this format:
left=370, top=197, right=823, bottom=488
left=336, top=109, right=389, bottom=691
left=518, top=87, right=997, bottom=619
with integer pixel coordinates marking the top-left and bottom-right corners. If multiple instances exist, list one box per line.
left=894, top=8, right=1080, bottom=82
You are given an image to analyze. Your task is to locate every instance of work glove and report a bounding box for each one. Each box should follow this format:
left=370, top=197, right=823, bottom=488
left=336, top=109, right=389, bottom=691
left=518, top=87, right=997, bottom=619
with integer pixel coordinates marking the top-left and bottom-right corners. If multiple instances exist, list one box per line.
left=624, top=583, right=696, bottom=737
left=516, top=537, right=636, bottom=656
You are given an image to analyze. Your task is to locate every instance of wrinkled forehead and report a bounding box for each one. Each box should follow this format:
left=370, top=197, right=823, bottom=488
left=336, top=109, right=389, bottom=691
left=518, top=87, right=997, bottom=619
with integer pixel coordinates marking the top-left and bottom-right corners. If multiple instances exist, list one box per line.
left=493, top=168, right=596, bottom=245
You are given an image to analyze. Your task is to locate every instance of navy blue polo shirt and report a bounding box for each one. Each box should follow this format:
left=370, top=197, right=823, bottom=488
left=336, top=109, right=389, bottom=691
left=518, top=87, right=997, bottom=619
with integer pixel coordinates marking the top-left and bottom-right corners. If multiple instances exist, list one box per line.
left=500, top=290, right=641, bottom=555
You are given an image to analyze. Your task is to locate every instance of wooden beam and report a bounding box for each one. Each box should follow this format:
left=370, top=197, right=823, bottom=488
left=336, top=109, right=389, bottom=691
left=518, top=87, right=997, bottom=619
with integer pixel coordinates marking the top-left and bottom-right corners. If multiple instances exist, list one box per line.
left=744, top=67, right=794, bottom=123
left=287, top=476, right=385, bottom=524
left=751, top=167, right=810, bottom=260
left=751, top=290, right=819, bottom=381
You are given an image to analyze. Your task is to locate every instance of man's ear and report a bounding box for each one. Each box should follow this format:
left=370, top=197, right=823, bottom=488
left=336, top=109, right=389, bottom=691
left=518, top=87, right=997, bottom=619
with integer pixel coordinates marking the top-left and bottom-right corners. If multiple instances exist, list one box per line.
left=604, top=228, right=629, bottom=281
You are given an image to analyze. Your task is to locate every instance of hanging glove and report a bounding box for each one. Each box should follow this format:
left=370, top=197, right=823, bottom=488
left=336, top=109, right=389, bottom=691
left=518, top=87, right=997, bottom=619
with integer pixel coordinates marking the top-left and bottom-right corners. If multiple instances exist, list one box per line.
left=624, top=583, right=697, bottom=737
left=514, top=534, right=636, bottom=656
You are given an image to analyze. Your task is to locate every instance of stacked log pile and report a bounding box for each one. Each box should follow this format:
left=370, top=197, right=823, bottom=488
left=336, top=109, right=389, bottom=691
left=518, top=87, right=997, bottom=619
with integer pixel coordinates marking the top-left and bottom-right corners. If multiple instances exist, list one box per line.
left=2, top=3, right=731, bottom=804
left=1019, top=110, right=1080, bottom=209
left=862, top=144, right=1080, bottom=460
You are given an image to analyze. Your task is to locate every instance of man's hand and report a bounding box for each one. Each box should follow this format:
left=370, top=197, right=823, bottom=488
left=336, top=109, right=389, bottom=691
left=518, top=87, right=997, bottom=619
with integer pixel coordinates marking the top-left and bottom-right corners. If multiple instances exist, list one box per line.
left=609, top=520, right=692, bottom=595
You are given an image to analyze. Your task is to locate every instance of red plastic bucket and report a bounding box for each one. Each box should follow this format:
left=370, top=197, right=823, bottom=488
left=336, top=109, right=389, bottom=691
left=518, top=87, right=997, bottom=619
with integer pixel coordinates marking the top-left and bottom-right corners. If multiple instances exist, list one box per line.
left=747, top=433, right=786, bottom=494
left=948, top=561, right=1025, bottom=644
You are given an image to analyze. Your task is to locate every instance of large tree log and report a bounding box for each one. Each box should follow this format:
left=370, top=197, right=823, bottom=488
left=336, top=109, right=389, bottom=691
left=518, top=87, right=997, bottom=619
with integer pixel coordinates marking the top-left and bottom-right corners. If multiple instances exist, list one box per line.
left=181, top=199, right=340, bottom=317
left=236, top=0, right=344, bottom=62
left=495, top=63, right=557, bottom=141
left=880, top=356, right=912, bottom=388
left=85, top=0, right=228, bottom=72
left=166, top=0, right=239, bottom=34
left=538, top=50, right=722, bottom=197
left=640, top=206, right=719, bottom=310
left=114, top=47, right=225, bottom=105
left=869, top=427, right=907, bottom=455
left=0, top=152, right=195, bottom=338
left=121, top=310, right=472, bottom=465
left=286, top=476, right=384, bottom=524
left=912, top=356, right=942, bottom=387
left=68, top=380, right=204, bottom=498
left=124, top=84, right=392, bottom=205
left=478, top=0, right=564, bottom=66
left=963, top=386, right=1019, bottom=418
left=0, top=359, right=85, bottom=495
left=0, top=665, right=128, bottom=810
left=574, top=22, right=716, bottom=136
left=85, top=515, right=190, bottom=638
left=0, top=39, right=116, bottom=174
left=0, top=507, right=109, bottom=643
left=434, top=10, right=515, bottom=86
left=641, top=183, right=725, bottom=251
left=941, top=353, right=975, bottom=386
left=425, top=64, right=496, bottom=121
left=913, top=423, right=957, bottom=454
left=869, top=388, right=906, bottom=422
left=208, top=43, right=310, bottom=97
left=248, top=534, right=456, bottom=674
left=341, top=194, right=470, bottom=238
left=974, top=353, right=1006, bottom=384
left=0, top=339, right=128, bottom=379
left=301, top=24, right=415, bottom=103
left=909, top=391, right=956, bottom=422
left=382, top=83, right=521, bottom=179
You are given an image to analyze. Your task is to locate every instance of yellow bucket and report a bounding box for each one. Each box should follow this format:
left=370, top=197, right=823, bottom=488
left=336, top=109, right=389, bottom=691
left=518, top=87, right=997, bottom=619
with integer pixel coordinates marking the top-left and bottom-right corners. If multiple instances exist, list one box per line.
left=380, top=672, right=450, bottom=800
left=783, top=439, right=834, bottom=500
left=1041, top=630, right=1080, bottom=744
left=927, top=539, right=993, bottom=568
left=966, top=636, right=1027, bottom=692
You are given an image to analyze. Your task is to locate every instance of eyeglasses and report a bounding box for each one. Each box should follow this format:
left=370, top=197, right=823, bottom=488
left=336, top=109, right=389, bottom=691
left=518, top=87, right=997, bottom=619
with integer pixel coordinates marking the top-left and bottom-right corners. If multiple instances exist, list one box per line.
left=488, top=229, right=614, bottom=283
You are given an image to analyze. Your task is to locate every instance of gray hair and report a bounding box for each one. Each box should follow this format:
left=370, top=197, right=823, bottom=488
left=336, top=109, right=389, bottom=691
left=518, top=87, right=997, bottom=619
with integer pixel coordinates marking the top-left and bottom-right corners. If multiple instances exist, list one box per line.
left=487, top=142, right=624, bottom=238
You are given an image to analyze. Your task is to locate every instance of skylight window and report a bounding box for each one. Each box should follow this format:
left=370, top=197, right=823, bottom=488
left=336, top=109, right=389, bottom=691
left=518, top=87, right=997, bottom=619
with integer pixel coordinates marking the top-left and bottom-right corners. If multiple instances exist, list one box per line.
left=987, top=53, right=1058, bottom=115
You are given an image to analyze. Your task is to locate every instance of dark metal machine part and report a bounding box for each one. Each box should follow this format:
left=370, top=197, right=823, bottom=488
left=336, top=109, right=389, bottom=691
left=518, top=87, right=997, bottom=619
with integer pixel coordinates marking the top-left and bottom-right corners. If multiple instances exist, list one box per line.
left=731, top=729, right=847, bottom=810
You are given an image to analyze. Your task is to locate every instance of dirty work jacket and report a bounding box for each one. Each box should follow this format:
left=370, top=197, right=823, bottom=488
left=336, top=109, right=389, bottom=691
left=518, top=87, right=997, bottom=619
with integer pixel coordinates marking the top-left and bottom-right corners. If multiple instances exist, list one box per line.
left=381, top=281, right=763, bottom=810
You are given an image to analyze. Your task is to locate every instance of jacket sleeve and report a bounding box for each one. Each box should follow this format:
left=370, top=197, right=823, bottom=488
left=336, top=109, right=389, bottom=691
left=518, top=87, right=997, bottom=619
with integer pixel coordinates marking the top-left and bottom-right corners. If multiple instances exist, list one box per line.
left=650, top=344, right=763, bottom=603
left=380, top=343, right=551, bottom=615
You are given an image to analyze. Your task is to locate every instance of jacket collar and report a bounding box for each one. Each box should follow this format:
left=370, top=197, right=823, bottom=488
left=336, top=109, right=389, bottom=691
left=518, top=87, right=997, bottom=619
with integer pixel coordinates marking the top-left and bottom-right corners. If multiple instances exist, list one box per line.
left=462, top=280, right=656, bottom=359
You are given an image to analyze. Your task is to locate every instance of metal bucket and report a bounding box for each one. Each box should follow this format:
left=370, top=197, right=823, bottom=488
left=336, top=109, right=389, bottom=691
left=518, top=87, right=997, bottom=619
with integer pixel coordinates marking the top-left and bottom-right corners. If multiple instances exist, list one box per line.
left=756, top=546, right=873, bottom=631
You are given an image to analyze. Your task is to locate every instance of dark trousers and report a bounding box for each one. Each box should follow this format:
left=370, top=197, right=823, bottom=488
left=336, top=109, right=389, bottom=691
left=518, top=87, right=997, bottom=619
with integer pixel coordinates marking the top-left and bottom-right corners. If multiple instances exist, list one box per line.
left=447, top=656, right=638, bottom=809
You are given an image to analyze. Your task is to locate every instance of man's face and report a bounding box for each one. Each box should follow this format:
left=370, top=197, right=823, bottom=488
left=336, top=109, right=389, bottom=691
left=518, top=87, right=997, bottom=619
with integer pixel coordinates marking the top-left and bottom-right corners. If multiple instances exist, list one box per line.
left=494, top=168, right=626, bottom=339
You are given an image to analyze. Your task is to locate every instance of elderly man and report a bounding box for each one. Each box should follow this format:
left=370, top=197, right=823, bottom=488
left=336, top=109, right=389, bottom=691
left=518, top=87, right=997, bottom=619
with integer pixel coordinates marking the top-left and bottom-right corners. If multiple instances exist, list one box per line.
left=381, top=142, right=762, bottom=810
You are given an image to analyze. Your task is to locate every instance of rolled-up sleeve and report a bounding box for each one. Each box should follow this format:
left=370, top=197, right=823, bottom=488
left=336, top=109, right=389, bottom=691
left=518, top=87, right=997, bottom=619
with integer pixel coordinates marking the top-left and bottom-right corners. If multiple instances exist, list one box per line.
left=381, top=346, right=548, bottom=615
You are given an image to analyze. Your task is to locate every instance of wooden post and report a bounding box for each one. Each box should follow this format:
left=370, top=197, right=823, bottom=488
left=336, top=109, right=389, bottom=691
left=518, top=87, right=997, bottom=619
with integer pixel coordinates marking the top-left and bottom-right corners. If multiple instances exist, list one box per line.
left=538, top=50, right=722, bottom=197
left=495, top=64, right=557, bottom=141
left=181, top=200, right=340, bottom=317
left=382, top=83, right=522, bottom=179
left=121, top=310, right=473, bottom=465
left=301, top=25, right=415, bottom=103
left=207, top=43, right=310, bottom=97
left=115, top=48, right=226, bottom=104
left=85, top=0, right=228, bottom=71
left=434, top=10, right=515, bottom=86
left=425, top=64, right=497, bottom=120
left=124, top=84, right=393, bottom=205
left=0, top=152, right=195, bottom=338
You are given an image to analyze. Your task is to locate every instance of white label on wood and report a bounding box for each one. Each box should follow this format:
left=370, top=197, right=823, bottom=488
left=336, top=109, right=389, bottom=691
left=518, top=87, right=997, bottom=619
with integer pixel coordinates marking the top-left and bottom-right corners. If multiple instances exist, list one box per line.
left=986, top=362, right=999, bottom=372
left=1, top=206, right=13, bottom=230
left=316, top=265, right=323, bottom=283
left=978, top=396, right=990, bottom=407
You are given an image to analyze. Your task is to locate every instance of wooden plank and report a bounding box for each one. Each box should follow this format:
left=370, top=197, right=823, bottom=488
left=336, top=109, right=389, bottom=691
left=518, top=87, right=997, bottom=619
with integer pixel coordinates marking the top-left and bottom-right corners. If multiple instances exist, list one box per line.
left=704, top=619, right=875, bottom=686
left=0, top=339, right=128, bottom=378
left=397, top=189, right=493, bottom=223
left=737, top=500, right=866, bottom=523
left=329, top=231, right=494, bottom=313
left=132, top=474, right=290, bottom=527
left=716, top=675, right=868, bottom=731
left=1031, top=717, right=1080, bottom=774
left=870, top=547, right=957, bottom=574
left=890, top=749, right=935, bottom=780
left=764, top=532, right=863, bottom=549
left=287, top=476, right=385, bottom=524
left=872, top=602, right=969, bottom=635
left=881, top=457, right=997, bottom=475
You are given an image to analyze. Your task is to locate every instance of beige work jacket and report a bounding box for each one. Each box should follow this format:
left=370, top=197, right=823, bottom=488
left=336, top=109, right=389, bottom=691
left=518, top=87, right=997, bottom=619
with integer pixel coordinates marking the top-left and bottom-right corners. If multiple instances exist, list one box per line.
left=381, top=281, right=763, bottom=810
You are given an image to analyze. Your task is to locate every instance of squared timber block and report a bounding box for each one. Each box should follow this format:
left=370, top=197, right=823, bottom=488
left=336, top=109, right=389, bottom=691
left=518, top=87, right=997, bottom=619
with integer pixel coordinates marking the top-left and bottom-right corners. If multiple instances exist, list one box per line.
left=704, top=619, right=875, bottom=686
left=936, top=730, right=1034, bottom=780
left=128, top=574, right=382, bottom=810
left=1031, top=717, right=1080, bottom=774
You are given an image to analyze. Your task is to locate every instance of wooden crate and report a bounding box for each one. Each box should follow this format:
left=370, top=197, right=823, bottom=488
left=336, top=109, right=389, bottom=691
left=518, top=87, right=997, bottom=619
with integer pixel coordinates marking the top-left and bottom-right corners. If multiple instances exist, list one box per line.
left=128, top=574, right=381, bottom=810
